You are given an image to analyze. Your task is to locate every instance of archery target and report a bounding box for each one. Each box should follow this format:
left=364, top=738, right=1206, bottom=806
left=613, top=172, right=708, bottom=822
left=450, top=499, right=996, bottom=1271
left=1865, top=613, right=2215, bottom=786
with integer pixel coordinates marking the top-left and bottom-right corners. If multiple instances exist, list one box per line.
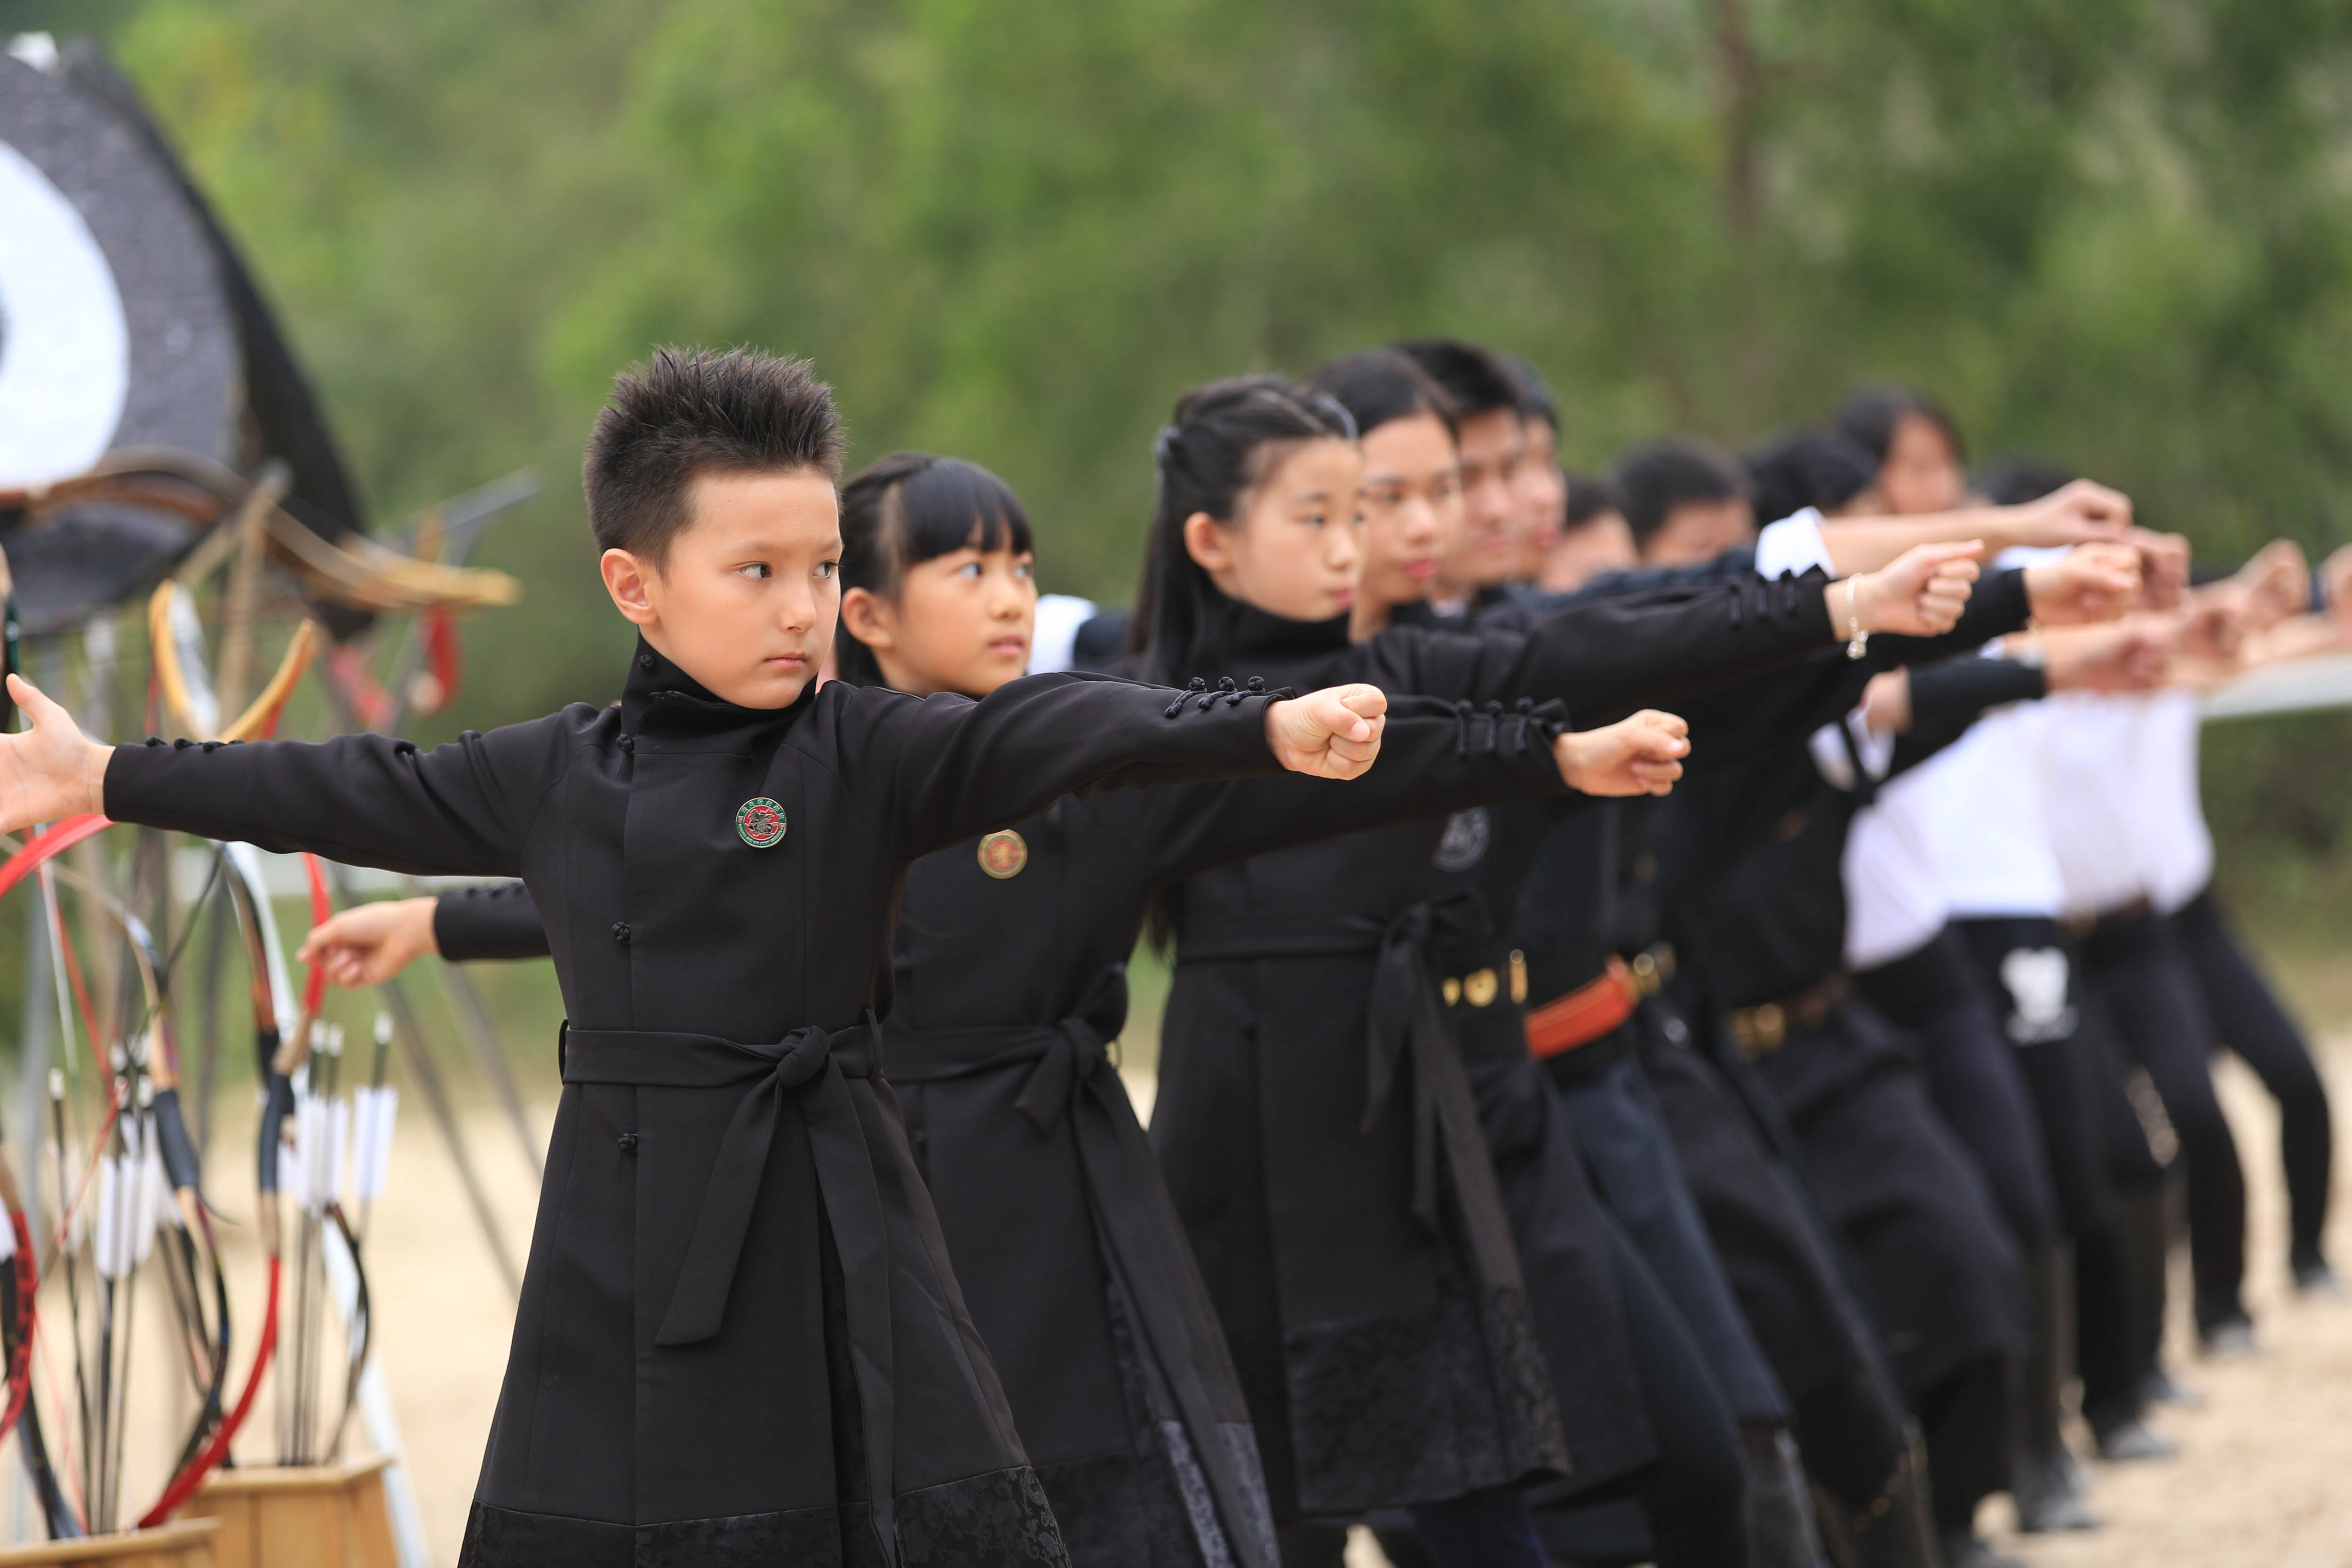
left=0, top=48, right=238, bottom=485
left=0, top=137, right=128, bottom=486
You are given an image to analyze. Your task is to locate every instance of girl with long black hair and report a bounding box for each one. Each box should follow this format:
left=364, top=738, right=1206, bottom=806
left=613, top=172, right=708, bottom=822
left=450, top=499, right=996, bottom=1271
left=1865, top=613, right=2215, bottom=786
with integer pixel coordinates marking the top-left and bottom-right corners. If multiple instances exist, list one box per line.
left=300, top=450, right=1689, bottom=1568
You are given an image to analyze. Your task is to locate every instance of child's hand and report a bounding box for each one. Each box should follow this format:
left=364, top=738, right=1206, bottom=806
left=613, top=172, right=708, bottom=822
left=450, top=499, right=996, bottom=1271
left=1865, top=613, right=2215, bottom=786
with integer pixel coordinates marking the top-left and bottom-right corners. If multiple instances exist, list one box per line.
left=2006, top=479, right=2134, bottom=547
left=296, top=896, right=441, bottom=989
left=2024, top=541, right=2141, bottom=625
left=2037, top=621, right=2171, bottom=693
left=1553, top=710, right=1689, bottom=797
left=0, top=676, right=112, bottom=832
left=1839, top=542, right=1982, bottom=638
left=1264, top=684, right=1387, bottom=780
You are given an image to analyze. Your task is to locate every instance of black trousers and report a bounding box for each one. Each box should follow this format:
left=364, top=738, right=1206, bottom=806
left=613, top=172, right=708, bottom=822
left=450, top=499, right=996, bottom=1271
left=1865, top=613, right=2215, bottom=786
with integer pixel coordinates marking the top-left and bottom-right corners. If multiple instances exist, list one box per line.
left=1856, top=930, right=2061, bottom=1255
left=1946, top=917, right=2141, bottom=1420
left=1537, top=1216, right=1752, bottom=1568
left=2081, top=907, right=2249, bottom=1333
left=1746, top=1005, right=2024, bottom=1528
left=1637, top=1019, right=1910, bottom=1510
left=2173, top=889, right=2334, bottom=1272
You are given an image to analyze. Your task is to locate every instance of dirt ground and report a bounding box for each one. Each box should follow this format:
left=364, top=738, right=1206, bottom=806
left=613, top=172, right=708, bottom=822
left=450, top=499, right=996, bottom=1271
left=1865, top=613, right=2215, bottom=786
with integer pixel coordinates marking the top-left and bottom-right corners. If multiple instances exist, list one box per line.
left=28, top=1022, right=2350, bottom=1565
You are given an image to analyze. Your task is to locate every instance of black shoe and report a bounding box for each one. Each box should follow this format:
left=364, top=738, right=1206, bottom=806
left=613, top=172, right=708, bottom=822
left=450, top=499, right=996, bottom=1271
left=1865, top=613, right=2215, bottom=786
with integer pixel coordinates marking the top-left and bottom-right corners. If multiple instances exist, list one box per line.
left=2011, top=1449, right=2100, bottom=1532
left=2091, top=1415, right=2177, bottom=1463
left=2293, top=1258, right=2344, bottom=1297
left=2013, top=1250, right=2100, bottom=1532
left=2140, top=1364, right=2204, bottom=1409
left=1938, top=1530, right=2026, bottom=1568
left=2198, top=1317, right=2259, bottom=1360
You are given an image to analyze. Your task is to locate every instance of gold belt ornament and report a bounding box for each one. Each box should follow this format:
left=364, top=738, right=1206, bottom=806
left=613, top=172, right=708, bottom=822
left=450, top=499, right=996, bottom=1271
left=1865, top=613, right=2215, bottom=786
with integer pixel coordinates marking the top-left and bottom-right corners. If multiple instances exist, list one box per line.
left=1443, top=950, right=1528, bottom=1009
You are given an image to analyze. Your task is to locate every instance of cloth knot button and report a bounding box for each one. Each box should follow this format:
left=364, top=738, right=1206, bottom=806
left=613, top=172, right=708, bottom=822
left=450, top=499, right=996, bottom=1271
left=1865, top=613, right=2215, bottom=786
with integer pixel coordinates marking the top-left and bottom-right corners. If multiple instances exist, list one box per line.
left=617, top=1132, right=638, bottom=1154
left=735, top=797, right=787, bottom=848
left=636, top=652, right=656, bottom=671
left=611, top=922, right=631, bottom=943
left=617, top=733, right=634, bottom=753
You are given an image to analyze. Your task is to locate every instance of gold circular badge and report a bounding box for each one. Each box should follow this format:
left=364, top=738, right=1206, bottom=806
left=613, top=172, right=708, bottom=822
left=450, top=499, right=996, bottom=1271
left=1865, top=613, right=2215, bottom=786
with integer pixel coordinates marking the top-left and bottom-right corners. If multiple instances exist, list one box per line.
left=976, top=830, right=1029, bottom=879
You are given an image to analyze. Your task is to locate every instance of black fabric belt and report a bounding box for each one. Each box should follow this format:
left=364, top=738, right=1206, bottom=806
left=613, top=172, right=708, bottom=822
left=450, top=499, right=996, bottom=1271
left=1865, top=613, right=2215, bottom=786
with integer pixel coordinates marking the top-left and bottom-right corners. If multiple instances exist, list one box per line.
left=560, top=1017, right=896, bottom=1559
left=1175, top=896, right=1522, bottom=1295
left=882, top=971, right=1275, bottom=1568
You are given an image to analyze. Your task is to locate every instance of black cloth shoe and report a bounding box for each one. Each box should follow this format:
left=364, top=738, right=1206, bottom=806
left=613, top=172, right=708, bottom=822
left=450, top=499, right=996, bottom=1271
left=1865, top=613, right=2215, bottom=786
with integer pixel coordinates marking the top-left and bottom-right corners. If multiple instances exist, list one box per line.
left=1938, top=1530, right=2026, bottom=1568
left=2090, top=1415, right=2176, bottom=1463
left=2012, top=1251, right=2101, bottom=1533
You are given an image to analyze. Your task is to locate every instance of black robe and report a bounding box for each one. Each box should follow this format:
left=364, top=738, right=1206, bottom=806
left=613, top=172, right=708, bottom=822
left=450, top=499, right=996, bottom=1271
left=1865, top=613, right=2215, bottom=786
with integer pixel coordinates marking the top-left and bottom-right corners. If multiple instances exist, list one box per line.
left=1145, top=577, right=1844, bottom=1518
left=430, top=695, right=1576, bottom=1568
left=103, top=639, right=1320, bottom=1568
left=1415, top=790, right=1658, bottom=1491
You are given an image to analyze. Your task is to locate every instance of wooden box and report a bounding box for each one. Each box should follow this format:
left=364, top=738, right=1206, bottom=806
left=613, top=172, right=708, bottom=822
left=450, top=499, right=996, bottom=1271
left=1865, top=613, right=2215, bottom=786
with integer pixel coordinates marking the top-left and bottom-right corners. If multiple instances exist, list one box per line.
left=0, top=1519, right=219, bottom=1568
left=180, top=1457, right=395, bottom=1568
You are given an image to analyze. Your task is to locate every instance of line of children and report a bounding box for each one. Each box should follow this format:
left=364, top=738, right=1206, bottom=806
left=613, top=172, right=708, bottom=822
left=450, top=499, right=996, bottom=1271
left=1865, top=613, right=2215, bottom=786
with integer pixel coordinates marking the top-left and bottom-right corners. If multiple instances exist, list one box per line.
left=21, top=340, right=2342, bottom=1568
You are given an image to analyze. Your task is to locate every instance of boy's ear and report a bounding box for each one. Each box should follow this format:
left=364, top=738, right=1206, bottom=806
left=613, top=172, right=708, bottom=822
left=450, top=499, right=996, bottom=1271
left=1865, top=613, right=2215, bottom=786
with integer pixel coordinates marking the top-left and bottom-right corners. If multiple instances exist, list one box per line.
left=839, top=586, right=894, bottom=649
left=1182, top=511, right=1235, bottom=575
left=600, top=549, right=660, bottom=627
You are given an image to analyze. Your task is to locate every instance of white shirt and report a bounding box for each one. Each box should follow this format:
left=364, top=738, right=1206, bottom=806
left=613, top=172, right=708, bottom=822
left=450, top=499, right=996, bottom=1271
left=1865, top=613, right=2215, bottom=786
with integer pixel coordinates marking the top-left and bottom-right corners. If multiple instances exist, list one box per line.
left=1027, top=593, right=1097, bottom=675
left=1844, top=761, right=1954, bottom=969
left=2131, top=689, right=2214, bottom=915
left=1755, top=509, right=1836, bottom=580
left=2039, top=692, right=2153, bottom=919
left=1914, top=699, right=2070, bottom=919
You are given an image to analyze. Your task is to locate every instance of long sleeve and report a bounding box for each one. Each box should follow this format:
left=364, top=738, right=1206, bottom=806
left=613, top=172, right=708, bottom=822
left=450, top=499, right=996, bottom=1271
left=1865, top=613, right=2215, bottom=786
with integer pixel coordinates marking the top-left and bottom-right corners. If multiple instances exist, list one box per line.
left=102, top=712, right=580, bottom=876
left=432, top=696, right=1573, bottom=964
left=831, top=670, right=1290, bottom=859
left=1140, top=695, right=1574, bottom=883
left=1890, top=656, right=2047, bottom=776
left=1379, top=570, right=1839, bottom=720
left=435, top=881, right=552, bottom=961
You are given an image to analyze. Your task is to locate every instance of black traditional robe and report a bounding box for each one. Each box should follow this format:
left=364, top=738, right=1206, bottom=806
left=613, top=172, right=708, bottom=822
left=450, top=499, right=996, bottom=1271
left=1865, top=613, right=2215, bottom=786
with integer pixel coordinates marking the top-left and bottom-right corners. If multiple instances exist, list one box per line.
left=1144, top=577, right=1845, bottom=1518
left=103, top=639, right=1323, bottom=1568
left=431, top=695, right=1577, bottom=1568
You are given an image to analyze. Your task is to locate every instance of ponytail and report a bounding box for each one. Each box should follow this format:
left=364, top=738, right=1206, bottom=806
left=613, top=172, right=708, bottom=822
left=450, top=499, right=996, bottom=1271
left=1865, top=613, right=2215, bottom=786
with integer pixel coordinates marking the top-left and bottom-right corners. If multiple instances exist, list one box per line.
left=1128, top=374, right=1355, bottom=684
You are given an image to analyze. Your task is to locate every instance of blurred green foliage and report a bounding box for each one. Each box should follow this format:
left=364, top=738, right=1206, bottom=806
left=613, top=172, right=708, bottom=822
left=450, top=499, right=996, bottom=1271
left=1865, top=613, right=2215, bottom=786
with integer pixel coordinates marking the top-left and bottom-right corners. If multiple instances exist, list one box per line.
left=9, top=0, right=2352, bottom=936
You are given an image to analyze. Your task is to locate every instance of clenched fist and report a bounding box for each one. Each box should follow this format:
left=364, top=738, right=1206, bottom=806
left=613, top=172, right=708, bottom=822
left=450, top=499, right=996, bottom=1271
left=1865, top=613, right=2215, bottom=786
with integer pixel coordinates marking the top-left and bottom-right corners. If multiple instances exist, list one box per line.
left=1836, top=541, right=1984, bottom=638
left=1263, top=684, right=1388, bottom=780
left=1553, top=710, right=1689, bottom=798
left=2025, top=542, right=2141, bottom=626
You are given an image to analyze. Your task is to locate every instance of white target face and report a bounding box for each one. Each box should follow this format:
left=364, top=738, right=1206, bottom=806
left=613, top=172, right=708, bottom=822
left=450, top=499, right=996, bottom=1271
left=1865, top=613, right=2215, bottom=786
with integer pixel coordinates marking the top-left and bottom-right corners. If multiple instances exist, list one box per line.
left=0, top=139, right=129, bottom=487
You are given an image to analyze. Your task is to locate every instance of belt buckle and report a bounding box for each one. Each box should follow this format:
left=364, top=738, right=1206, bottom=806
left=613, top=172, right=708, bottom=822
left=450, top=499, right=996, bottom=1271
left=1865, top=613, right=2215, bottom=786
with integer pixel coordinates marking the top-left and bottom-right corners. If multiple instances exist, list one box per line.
left=1731, top=1002, right=1787, bottom=1059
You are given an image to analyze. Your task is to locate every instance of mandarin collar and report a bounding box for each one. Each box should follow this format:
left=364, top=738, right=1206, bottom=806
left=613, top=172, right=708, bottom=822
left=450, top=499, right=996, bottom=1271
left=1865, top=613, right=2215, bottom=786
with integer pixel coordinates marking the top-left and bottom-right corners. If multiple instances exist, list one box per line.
left=1190, top=596, right=1351, bottom=672
left=618, top=636, right=816, bottom=737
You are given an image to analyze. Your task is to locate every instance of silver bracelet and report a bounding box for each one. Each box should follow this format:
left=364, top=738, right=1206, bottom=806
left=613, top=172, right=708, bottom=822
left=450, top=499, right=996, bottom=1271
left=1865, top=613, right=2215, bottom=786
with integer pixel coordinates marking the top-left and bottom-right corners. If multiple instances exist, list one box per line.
left=1845, top=574, right=1870, bottom=661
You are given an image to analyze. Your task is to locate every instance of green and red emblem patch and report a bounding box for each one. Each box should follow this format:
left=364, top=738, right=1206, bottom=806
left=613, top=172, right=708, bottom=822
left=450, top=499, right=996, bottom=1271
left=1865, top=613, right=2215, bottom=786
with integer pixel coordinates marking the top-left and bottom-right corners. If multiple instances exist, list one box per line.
left=735, top=797, right=787, bottom=848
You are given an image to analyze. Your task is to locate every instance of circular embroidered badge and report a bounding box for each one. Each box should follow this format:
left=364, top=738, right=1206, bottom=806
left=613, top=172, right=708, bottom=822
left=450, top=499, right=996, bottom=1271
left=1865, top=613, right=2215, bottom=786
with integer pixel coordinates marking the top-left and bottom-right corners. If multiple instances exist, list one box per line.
left=735, top=797, right=787, bottom=848
left=1432, top=807, right=1491, bottom=872
left=976, top=829, right=1028, bottom=879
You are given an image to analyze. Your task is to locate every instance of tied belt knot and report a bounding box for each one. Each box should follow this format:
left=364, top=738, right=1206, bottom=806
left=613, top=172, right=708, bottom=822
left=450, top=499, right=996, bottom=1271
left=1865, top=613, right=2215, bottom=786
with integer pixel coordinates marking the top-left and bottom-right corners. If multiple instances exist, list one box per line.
left=560, top=1016, right=884, bottom=1346
left=1178, top=893, right=1520, bottom=1292
left=883, top=968, right=1130, bottom=1130
left=559, top=1014, right=902, bottom=1558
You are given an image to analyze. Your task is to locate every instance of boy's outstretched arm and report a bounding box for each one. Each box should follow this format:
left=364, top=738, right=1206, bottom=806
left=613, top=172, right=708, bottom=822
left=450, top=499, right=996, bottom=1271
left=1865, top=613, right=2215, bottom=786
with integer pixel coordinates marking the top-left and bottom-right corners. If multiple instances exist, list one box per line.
left=0, top=674, right=547, bottom=876
left=860, top=672, right=1389, bottom=859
